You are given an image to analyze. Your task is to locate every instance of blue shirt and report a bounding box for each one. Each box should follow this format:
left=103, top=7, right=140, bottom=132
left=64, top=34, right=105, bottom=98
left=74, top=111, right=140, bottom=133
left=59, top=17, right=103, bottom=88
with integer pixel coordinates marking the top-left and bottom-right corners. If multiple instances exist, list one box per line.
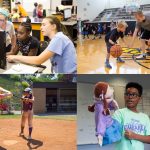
left=47, top=32, right=77, bottom=73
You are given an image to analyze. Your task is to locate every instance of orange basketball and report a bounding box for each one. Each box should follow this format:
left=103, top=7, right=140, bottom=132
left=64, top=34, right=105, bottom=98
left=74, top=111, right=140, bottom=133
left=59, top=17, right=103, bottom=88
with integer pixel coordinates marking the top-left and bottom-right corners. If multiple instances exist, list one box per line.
left=110, top=45, right=123, bottom=58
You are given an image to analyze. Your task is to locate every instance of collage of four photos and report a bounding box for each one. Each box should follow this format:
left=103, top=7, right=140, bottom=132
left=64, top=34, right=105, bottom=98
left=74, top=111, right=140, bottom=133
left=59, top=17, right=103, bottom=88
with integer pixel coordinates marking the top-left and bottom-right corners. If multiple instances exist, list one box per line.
left=0, top=0, right=150, bottom=150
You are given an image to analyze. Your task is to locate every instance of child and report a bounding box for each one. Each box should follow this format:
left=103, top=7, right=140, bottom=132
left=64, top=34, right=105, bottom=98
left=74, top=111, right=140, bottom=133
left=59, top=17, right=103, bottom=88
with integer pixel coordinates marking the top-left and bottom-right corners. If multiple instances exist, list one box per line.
left=37, top=4, right=43, bottom=18
left=88, top=82, right=122, bottom=146
left=91, top=24, right=97, bottom=40
left=20, top=88, right=34, bottom=140
left=7, top=22, right=40, bottom=56
left=33, top=2, right=38, bottom=18
left=103, top=24, right=107, bottom=34
left=113, top=82, right=150, bottom=150
left=15, top=1, right=28, bottom=17
left=82, top=24, right=89, bottom=39
left=97, top=23, right=103, bottom=39
left=7, top=15, right=77, bottom=74
left=11, top=8, right=20, bottom=20
left=105, top=20, right=128, bottom=69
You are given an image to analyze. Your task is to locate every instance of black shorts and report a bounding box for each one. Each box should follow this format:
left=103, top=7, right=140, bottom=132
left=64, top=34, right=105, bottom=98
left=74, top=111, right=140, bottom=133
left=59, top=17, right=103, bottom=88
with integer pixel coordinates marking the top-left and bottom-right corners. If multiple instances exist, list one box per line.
left=105, top=41, right=113, bottom=53
left=141, top=30, right=150, bottom=40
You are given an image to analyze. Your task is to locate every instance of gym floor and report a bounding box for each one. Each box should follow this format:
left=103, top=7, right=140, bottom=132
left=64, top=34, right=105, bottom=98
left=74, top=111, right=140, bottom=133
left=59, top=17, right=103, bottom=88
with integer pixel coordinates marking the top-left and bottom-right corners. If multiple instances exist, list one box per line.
left=77, top=35, right=150, bottom=74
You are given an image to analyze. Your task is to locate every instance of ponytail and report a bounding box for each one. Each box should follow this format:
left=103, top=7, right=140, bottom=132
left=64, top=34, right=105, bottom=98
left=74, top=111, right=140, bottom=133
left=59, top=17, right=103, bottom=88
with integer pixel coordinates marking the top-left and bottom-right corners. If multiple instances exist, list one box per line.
left=45, top=15, right=72, bottom=40
left=103, top=98, right=110, bottom=116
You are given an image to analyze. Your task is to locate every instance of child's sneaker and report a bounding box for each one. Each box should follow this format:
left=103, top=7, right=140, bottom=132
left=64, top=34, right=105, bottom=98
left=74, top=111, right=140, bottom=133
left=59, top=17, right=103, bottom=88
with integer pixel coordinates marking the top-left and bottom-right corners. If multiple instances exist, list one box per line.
left=105, top=61, right=112, bottom=69
left=19, top=132, right=24, bottom=136
left=27, top=136, right=32, bottom=140
left=116, top=57, right=125, bottom=63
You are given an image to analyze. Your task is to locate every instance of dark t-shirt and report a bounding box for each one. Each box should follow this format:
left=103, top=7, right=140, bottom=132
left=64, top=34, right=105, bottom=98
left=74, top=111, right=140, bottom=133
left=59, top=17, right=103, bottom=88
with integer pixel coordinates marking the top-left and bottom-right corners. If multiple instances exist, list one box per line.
left=136, top=14, right=150, bottom=31
left=17, top=36, right=40, bottom=56
left=105, top=28, right=124, bottom=44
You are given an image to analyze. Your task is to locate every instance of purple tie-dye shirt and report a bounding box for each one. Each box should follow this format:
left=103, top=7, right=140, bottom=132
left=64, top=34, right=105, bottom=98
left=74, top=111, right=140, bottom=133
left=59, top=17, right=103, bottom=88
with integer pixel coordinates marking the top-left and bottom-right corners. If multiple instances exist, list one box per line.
left=95, top=100, right=114, bottom=136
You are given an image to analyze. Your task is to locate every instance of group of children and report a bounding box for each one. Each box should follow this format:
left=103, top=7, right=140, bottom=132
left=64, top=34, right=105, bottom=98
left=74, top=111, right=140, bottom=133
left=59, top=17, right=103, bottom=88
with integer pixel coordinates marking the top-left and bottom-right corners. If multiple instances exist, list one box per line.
left=11, top=1, right=44, bottom=20
left=33, top=2, right=45, bottom=18
left=0, top=7, right=77, bottom=74
left=82, top=20, right=116, bottom=40
left=82, top=23, right=103, bottom=40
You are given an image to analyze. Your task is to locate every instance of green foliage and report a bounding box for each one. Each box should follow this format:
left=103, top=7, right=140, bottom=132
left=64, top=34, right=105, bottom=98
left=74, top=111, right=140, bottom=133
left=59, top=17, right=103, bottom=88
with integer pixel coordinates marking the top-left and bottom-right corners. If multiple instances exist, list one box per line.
left=10, top=75, right=21, bottom=81
left=21, top=81, right=30, bottom=89
left=0, top=74, right=74, bottom=112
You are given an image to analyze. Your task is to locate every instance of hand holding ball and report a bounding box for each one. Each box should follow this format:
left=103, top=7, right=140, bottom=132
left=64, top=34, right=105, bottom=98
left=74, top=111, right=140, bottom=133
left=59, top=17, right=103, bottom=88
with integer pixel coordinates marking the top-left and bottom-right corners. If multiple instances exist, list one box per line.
left=110, top=45, right=123, bottom=58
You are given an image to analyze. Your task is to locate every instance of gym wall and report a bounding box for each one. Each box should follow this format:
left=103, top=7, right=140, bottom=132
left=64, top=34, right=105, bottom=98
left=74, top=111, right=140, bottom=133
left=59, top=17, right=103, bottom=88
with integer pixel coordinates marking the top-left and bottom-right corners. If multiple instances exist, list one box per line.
left=11, top=0, right=77, bottom=15
left=77, top=75, right=150, bottom=145
left=77, top=0, right=150, bottom=21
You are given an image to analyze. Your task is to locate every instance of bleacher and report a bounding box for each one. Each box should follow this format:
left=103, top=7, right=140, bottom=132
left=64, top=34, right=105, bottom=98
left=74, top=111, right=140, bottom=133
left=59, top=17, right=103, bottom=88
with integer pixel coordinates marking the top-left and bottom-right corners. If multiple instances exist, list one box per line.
left=93, top=7, right=134, bottom=22
left=93, top=4, right=150, bottom=22
left=82, top=4, right=150, bottom=35
left=141, top=4, right=150, bottom=11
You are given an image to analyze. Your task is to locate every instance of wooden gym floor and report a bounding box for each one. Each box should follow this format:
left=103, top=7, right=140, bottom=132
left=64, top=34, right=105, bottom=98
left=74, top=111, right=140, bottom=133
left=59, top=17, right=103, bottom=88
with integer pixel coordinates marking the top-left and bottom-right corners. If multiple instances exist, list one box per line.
left=77, top=34, right=150, bottom=74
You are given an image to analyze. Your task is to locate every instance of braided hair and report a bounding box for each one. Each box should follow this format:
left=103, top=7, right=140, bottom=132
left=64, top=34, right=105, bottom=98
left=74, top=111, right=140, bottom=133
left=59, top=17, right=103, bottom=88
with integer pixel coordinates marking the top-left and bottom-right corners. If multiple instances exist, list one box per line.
left=20, top=22, right=32, bottom=33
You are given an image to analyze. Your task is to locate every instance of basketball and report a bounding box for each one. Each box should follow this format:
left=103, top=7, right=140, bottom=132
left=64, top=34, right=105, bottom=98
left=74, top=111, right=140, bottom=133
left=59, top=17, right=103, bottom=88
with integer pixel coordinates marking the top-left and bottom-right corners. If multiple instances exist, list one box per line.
left=110, top=45, right=123, bottom=58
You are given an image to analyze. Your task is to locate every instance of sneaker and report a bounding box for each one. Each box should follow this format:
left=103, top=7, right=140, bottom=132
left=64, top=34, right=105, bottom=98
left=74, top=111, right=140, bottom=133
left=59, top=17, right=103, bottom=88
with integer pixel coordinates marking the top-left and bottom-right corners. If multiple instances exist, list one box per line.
left=117, top=57, right=125, bottom=63
left=19, top=132, right=24, bottom=136
left=136, top=54, right=146, bottom=60
left=27, top=136, right=32, bottom=140
left=105, top=62, right=112, bottom=69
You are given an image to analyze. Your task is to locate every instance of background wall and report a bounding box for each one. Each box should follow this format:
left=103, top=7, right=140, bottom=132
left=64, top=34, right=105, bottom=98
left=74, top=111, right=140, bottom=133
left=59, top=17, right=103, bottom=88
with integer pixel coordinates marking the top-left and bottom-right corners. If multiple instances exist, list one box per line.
left=11, top=0, right=77, bottom=16
left=33, top=88, right=46, bottom=114
left=77, top=75, right=150, bottom=145
left=77, top=0, right=150, bottom=21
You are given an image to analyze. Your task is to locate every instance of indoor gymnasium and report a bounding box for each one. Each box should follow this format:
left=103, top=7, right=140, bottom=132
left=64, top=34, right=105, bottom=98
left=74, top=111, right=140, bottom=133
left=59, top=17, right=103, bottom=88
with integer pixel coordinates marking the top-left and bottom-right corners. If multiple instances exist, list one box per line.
left=77, top=0, right=150, bottom=74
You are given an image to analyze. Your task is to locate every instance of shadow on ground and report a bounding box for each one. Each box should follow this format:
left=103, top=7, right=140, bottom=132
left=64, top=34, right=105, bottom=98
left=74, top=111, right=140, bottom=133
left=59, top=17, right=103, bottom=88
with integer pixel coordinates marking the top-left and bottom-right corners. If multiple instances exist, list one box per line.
left=21, top=135, right=43, bottom=150
left=0, top=146, right=7, bottom=150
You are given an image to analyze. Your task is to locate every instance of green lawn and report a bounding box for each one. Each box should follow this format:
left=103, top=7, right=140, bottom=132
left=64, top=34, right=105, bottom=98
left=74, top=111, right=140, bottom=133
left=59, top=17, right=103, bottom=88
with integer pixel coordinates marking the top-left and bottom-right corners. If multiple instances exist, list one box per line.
left=0, top=114, right=76, bottom=121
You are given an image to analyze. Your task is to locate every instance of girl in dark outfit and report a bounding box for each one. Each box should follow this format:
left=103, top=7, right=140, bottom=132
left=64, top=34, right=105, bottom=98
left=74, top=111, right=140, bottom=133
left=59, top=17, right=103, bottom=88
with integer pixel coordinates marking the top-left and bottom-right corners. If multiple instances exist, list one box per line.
left=7, top=22, right=40, bottom=56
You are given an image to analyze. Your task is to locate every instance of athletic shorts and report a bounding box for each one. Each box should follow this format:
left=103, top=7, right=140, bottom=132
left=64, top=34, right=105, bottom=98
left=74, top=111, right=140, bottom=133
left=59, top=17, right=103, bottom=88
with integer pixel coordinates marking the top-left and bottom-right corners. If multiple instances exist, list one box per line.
left=141, top=29, right=150, bottom=40
left=105, top=41, right=113, bottom=53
